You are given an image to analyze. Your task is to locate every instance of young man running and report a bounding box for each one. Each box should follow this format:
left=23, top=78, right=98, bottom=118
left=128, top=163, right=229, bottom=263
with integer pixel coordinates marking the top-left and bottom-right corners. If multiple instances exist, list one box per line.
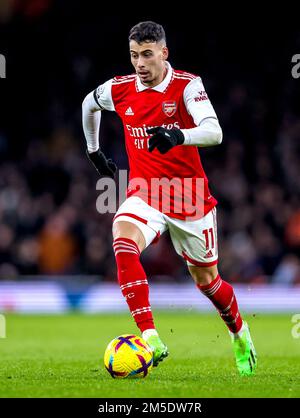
left=82, top=21, right=257, bottom=375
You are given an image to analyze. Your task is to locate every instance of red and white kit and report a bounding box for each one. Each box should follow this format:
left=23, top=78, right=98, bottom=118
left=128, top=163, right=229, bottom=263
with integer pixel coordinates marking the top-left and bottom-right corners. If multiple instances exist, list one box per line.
left=89, top=62, right=221, bottom=266
left=82, top=60, right=248, bottom=341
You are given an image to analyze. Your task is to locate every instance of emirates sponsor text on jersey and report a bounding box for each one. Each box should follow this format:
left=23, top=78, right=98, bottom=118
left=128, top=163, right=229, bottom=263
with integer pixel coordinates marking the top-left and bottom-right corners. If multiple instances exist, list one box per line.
left=126, top=122, right=180, bottom=150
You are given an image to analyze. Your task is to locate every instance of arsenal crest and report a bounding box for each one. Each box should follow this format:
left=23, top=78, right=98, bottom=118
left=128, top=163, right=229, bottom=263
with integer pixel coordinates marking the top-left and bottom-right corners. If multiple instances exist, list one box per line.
left=162, top=100, right=177, bottom=117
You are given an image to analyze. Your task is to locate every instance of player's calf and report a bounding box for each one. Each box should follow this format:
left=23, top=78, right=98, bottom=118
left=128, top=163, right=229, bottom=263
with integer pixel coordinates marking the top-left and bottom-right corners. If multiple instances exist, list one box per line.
left=196, top=273, right=243, bottom=334
left=113, top=237, right=155, bottom=333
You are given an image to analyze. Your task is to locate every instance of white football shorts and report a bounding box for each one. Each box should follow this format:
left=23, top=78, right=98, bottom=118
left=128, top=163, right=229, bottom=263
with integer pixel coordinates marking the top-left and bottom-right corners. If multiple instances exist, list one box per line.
left=113, top=196, right=218, bottom=267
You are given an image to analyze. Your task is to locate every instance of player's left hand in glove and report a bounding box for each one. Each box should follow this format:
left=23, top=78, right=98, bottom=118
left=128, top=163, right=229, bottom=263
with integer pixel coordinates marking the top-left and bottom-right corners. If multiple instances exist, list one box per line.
left=86, top=148, right=117, bottom=178
left=147, top=126, right=185, bottom=154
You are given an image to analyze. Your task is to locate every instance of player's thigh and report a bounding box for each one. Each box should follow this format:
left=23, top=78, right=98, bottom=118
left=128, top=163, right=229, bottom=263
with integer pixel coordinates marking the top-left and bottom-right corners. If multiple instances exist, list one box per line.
left=168, top=207, right=218, bottom=270
left=113, top=221, right=147, bottom=252
left=112, top=196, right=168, bottom=252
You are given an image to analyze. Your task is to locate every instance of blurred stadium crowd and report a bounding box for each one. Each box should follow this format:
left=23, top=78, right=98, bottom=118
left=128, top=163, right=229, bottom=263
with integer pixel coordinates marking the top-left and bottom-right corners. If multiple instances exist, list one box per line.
left=0, top=1, right=300, bottom=284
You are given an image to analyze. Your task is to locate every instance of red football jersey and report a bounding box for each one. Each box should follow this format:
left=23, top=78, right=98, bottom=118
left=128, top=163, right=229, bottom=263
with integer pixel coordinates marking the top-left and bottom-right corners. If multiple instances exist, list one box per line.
left=94, top=62, right=218, bottom=220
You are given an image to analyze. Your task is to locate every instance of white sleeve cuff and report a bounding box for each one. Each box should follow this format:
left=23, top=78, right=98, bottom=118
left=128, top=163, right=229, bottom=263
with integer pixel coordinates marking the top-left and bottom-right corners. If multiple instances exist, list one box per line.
left=181, top=118, right=223, bottom=147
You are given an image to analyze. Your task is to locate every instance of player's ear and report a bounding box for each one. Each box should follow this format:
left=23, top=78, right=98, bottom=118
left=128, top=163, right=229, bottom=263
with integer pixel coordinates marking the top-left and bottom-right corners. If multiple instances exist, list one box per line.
left=162, top=46, right=169, bottom=60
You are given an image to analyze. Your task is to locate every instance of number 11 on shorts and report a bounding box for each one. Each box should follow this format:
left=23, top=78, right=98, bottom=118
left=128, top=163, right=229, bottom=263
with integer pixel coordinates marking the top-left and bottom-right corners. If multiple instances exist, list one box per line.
left=203, top=228, right=214, bottom=250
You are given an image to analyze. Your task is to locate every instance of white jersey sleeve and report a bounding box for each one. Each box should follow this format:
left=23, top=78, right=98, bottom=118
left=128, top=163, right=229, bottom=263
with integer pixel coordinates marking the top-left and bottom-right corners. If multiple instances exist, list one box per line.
left=181, top=77, right=222, bottom=147
left=82, top=79, right=115, bottom=153
left=93, top=79, right=115, bottom=111
left=183, top=77, right=217, bottom=124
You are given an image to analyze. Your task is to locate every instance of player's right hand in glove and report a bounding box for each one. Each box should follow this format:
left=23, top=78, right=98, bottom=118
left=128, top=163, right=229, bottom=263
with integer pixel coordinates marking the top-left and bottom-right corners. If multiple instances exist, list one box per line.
left=86, top=149, right=117, bottom=179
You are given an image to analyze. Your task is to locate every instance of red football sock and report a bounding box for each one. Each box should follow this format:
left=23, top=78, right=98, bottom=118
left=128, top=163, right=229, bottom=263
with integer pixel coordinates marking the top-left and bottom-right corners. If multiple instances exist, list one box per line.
left=197, top=274, right=243, bottom=333
left=113, top=237, right=155, bottom=333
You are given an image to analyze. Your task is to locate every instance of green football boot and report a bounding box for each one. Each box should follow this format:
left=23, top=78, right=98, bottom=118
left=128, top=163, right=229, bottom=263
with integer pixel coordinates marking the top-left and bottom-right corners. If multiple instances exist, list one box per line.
left=230, top=322, right=257, bottom=376
left=145, top=335, right=169, bottom=367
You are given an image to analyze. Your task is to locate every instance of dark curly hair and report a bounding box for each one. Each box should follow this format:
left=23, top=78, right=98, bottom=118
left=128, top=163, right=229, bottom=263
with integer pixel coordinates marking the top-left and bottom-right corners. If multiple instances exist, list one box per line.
left=129, top=21, right=166, bottom=44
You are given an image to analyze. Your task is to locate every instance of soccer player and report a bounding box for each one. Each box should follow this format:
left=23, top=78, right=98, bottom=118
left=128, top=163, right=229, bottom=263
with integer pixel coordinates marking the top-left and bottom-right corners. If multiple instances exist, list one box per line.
left=82, top=21, right=257, bottom=375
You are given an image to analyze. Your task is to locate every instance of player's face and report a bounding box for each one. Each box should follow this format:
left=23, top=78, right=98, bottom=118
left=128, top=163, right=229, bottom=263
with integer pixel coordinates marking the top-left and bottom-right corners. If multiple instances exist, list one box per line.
left=129, top=40, right=169, bottom=87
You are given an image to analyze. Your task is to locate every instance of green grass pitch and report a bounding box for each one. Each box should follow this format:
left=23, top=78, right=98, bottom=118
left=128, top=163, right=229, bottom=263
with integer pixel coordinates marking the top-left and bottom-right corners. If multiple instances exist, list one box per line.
left=0, top=312, right=299, bottom=398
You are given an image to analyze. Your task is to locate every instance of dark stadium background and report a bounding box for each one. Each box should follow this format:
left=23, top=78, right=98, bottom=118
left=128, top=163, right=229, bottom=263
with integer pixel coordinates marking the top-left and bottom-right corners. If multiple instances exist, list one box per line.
left=0, top=0, right=300, bottom=287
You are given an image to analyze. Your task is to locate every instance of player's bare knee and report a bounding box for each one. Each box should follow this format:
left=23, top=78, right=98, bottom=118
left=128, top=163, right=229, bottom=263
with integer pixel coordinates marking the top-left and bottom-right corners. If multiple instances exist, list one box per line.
left=188, top=264, right=218, bottom=286
left=112, top=221, right=146, bottom=252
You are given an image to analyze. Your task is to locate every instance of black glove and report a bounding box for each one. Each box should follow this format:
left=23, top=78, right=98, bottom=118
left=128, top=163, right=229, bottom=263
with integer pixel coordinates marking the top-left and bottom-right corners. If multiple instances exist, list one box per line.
left=147, top=127, right=185, bottom=154
left=86, top=149, right=117, bottom=178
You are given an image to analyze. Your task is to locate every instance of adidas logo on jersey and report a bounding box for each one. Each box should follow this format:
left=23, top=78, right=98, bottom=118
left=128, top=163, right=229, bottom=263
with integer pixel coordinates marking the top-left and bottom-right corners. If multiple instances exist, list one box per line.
left=204, top=250, right=213, bottom=258
left=125, top=107, right=134, bottom=116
